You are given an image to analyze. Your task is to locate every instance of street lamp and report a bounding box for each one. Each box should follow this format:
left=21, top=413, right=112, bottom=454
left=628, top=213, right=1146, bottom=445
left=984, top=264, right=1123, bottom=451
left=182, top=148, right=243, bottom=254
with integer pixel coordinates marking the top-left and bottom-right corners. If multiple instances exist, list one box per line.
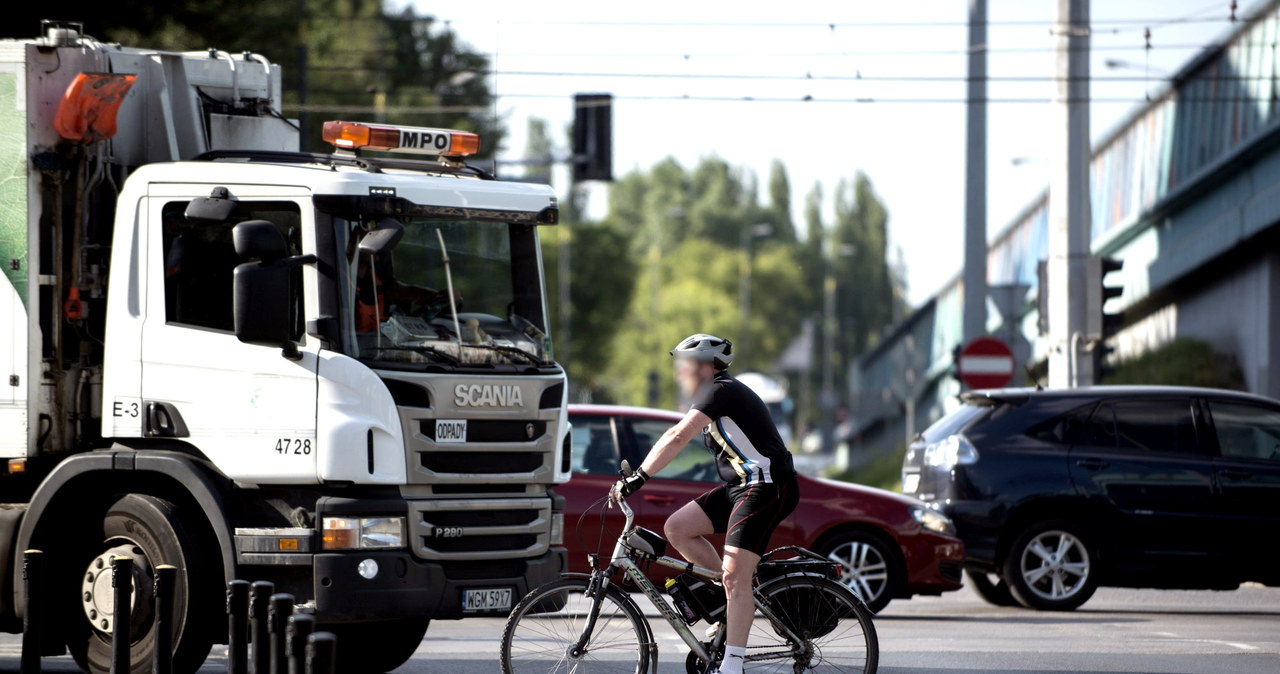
left=738, top=223, right=774, bottom=363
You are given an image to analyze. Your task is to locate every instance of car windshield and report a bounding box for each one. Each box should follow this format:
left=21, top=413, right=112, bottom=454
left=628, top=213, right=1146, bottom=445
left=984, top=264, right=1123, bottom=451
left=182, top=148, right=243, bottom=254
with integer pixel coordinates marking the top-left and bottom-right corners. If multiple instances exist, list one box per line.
left=333, top=216, right=552, bottom=368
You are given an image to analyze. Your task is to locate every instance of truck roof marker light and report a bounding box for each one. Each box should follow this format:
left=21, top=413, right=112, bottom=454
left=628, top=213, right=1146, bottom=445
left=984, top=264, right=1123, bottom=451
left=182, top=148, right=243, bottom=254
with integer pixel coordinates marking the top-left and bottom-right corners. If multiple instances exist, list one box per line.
left=321, top=120, right=480, bottom=157
left=54, top=72, right=138, bottom=143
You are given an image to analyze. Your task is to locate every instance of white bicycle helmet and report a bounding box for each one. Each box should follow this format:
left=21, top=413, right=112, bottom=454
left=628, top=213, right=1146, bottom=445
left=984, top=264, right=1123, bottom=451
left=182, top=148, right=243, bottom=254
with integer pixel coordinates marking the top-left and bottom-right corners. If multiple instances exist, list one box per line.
left=669, top=333, right=734, bottom=369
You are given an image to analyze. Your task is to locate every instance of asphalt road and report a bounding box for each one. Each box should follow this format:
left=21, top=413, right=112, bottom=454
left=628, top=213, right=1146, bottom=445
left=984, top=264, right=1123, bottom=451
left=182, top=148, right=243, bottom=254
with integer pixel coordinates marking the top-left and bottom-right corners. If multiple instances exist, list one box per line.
left=1, top=583, right=1277, bottom=673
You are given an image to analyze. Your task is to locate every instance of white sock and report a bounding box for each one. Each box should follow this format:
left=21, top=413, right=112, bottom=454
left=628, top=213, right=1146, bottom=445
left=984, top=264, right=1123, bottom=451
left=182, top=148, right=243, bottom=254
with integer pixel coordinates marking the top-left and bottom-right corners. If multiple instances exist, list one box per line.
left=718, top=645, right=746, bottom=674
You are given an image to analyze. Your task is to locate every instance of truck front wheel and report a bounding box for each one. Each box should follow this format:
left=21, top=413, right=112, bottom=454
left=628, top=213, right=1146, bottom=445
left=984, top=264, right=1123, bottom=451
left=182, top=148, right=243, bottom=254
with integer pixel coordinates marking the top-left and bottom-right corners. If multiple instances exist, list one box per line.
left=65, top=494, right=216, bottom=674
left=325, top=618, right=430, bottom=673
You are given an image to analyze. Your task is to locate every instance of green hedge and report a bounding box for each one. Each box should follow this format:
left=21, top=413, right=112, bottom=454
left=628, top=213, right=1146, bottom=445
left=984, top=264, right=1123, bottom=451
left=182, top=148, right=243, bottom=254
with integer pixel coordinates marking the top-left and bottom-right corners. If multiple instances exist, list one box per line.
left=1103, top=338, right=1245, bottom=390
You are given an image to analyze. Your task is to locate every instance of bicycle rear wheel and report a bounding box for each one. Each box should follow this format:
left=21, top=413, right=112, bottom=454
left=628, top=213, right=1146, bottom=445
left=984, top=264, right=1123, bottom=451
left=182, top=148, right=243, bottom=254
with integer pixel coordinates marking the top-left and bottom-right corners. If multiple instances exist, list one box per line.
left=748, top=574, right=879, bottom=673
left=501, top=576, right=651, bottom=674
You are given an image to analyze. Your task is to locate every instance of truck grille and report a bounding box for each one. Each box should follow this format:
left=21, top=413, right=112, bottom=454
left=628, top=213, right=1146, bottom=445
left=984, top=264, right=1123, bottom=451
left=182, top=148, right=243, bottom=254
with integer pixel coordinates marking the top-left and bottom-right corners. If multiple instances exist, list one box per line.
left=410, top=498, right=551, bottom=561
left=420, top=452, right=545, bottom=474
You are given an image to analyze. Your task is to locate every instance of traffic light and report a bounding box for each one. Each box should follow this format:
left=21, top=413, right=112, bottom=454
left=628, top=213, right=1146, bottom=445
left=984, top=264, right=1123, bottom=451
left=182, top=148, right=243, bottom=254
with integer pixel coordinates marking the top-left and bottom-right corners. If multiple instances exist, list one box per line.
left=572, top=93, right=613, bottom=182
left=1086, top=256, right=1124, bottom=381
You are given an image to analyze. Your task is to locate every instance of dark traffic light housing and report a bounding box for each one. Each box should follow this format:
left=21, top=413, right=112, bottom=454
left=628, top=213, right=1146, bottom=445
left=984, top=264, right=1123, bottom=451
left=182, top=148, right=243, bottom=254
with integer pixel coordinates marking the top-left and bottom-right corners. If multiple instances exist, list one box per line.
left=1086, top=256, right=1124, bottom=381
left=572, top=93, right=613, bottom=182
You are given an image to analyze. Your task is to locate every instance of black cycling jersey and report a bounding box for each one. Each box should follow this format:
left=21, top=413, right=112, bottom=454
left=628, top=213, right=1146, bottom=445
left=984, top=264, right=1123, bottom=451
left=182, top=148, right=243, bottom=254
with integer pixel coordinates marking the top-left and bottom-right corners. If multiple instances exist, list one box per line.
left=691, top=371, right=796, bottom=486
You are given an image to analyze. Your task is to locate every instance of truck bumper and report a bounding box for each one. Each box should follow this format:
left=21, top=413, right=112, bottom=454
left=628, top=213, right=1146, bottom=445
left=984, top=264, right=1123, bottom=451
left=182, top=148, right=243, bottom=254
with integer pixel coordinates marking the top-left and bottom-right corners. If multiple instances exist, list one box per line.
left=313, top=546, right=567, bottom=622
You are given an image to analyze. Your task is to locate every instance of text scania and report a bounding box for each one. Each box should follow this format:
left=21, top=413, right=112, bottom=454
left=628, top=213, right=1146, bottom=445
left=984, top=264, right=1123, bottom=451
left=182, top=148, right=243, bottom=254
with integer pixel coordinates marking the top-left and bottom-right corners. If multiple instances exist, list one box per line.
left=454, top=384, right=524, bottom=408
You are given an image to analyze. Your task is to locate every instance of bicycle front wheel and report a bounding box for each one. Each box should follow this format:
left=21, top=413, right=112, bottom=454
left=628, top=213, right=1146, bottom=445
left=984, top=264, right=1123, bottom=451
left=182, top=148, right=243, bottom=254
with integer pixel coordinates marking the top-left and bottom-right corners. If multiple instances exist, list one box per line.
left=501, top=576, right=651, bottom=674
left=749, top=574, right=879, bottom=673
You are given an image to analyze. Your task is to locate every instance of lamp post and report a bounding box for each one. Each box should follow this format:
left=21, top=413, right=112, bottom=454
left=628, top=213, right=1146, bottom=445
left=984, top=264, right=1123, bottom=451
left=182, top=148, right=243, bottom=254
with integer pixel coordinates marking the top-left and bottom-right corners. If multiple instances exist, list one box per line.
left=738, top=223, right=774, bottom=362
left=819, top=242, right=856, bottom=453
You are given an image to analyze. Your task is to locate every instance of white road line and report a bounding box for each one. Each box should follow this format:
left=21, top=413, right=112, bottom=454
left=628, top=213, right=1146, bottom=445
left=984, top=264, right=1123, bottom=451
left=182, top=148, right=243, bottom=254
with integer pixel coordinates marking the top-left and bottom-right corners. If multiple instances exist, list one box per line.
left=1149, top=631, right=1258, bottom=651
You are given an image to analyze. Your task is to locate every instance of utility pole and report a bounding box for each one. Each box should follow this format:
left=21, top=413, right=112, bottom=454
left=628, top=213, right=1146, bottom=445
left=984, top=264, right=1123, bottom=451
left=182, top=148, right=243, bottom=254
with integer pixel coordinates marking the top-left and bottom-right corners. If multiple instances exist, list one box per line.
left=962, top=0, right=989, bottom=347
left=1047, top=0, right=1092, bottom=388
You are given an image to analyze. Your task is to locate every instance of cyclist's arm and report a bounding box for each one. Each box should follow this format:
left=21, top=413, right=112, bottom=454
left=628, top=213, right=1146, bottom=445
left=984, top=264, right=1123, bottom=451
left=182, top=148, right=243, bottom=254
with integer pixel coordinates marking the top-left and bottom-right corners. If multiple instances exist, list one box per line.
left=638, top=409, right=711, bottom=477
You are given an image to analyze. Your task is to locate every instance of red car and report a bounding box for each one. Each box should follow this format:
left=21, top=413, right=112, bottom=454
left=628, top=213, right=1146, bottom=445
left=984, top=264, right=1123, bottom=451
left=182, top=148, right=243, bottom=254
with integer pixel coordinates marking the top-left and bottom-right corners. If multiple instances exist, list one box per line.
left=560, top=404, right=965, bottom=612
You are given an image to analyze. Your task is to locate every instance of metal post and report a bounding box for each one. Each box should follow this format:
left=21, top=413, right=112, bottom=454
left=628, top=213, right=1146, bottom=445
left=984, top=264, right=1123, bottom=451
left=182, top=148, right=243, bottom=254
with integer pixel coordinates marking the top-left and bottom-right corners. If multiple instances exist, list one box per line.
left=963, top=0, right=989, bottom=347
left=110, top=557, right=133, bottom=674
left=286, top=614, right=316, bottom=674
left=305, top=632, right=337, bottom=674
left=153, top=565, right=177, bottom=674
left=227, top=580, right=250, bottom=674
left=250, top=581, right=274, bottom=674
left=21, top=549, right=42, bottom=674
left=1047, top=0, right=1092, bottom=387
left=269, top=594, right=295, bottom=674
left=819, top=264, right=837, bottom=453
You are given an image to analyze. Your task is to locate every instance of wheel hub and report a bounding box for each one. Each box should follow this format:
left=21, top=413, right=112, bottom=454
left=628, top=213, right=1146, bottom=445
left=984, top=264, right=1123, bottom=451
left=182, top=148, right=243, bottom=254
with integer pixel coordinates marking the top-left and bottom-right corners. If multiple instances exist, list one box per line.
left=81, top=543, right=154, bottom=635
left=828, top=541, right=888, bottom=604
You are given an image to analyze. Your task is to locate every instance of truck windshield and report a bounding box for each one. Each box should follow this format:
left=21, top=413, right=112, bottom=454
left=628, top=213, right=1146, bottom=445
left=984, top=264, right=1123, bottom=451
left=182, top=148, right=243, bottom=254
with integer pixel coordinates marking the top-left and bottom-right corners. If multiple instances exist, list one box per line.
left=333, top=216, right=552, bottom=368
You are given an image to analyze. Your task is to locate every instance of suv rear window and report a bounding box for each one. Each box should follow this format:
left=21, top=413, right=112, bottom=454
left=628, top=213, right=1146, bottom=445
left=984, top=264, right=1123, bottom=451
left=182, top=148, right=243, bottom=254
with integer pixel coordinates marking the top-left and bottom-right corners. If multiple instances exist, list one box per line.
left=920, top=403, right=992, bottom=443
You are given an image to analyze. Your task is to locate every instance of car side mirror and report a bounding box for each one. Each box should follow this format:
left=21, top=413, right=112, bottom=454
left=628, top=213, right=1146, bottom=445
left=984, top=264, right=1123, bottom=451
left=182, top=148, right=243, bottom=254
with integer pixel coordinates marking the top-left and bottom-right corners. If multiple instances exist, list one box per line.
left=357, top=218, right=405, bottom=255
left=185, top=186, right=236, bottom=224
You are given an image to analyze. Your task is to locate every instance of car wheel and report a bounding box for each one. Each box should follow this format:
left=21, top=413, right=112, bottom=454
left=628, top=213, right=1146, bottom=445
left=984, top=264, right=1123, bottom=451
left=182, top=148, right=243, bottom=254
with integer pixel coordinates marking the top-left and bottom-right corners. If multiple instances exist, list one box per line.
left=819, top=531, right=900, bottom=613
left=965, top=569, right=1019, bottom=607
left=1002, top=520, right=1098, bottom=611
left=325, top=618, right=429, bottom=673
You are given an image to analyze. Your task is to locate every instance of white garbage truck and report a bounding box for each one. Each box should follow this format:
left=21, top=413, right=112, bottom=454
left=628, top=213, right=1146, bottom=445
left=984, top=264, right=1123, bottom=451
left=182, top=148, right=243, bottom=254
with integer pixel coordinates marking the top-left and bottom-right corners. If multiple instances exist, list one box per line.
left=0, top=23, right=570, bottom=673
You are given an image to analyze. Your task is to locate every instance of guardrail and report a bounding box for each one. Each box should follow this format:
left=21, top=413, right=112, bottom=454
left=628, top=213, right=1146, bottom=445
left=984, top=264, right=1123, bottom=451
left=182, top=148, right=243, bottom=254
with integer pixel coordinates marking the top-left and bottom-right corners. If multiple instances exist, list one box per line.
left=19, top=550, right=340, bottom=674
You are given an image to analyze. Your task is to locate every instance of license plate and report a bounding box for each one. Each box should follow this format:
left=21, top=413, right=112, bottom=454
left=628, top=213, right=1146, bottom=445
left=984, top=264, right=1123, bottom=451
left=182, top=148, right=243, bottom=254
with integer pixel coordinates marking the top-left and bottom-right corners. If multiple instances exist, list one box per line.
left=436, top=419, right=467, bottom=443
left=462, top=587, right=513, bottom=613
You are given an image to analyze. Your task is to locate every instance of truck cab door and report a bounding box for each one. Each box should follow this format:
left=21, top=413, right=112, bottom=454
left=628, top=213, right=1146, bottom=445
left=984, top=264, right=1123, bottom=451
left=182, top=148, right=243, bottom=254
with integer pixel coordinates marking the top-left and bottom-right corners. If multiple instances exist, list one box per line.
left=138, top=187, right=319, bottom=484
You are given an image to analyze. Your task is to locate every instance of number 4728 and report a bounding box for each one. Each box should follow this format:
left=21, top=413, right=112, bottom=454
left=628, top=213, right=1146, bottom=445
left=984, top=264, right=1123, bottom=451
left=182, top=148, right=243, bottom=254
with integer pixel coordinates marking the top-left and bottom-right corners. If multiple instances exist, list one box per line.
left=275, top=438, right=313, bottom=455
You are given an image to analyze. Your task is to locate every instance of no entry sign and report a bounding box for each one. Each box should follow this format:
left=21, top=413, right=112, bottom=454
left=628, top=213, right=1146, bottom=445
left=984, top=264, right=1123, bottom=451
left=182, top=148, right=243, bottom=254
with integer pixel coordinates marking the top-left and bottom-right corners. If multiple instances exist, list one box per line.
left=957, top=337, right=1015, bottom=390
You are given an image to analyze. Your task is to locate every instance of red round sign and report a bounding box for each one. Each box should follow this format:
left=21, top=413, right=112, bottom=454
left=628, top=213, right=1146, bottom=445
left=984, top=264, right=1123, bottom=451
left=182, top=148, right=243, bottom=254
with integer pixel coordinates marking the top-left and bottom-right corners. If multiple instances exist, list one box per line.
left=957, top=337, right=1015, bottom=390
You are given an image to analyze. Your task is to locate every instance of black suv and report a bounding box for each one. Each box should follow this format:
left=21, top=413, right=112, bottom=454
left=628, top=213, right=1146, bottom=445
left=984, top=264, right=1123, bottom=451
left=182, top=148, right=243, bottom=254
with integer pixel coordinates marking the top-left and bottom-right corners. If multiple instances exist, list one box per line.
left=902, top=386, right=1280, bottom=610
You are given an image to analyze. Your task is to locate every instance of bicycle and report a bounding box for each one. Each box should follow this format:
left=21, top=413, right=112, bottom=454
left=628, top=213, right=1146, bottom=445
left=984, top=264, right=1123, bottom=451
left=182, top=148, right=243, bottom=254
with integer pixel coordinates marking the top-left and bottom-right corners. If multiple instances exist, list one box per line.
left=500, top=461, right=879, bottom=673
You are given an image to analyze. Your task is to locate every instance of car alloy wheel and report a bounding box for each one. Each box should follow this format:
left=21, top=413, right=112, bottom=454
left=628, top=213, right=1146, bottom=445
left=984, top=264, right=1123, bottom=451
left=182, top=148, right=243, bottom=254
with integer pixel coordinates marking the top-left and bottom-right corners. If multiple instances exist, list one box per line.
left=1018, top=530, right=1090, bottom=602
left=825, top=538, right=891, bottom=613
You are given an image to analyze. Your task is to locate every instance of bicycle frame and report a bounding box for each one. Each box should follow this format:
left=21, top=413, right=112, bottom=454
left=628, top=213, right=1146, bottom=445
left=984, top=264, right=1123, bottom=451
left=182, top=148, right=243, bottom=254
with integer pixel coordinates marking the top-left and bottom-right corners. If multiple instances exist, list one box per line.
left=576, top=493, right=809, bottom=669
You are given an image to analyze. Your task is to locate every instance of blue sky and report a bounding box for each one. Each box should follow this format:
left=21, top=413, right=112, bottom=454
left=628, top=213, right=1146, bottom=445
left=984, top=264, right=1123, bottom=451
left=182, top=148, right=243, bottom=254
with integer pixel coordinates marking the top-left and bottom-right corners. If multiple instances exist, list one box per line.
left=406, top=0, right=1251, bottom=304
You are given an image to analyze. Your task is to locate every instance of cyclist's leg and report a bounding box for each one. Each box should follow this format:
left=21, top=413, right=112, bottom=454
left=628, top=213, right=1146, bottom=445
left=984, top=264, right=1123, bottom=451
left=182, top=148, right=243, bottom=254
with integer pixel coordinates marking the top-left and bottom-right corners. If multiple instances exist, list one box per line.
left=721, top=545, right=761, bottom=656
left=666, top=485, right=731, bottom=570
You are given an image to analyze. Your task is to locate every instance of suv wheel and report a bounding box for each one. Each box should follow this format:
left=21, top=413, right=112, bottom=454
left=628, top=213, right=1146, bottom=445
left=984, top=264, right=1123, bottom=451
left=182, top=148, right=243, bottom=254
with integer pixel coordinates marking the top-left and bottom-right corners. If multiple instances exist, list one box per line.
left=1002, top=520, right=1098, bottom=611
left=965, top=569, right=1019, bottom=607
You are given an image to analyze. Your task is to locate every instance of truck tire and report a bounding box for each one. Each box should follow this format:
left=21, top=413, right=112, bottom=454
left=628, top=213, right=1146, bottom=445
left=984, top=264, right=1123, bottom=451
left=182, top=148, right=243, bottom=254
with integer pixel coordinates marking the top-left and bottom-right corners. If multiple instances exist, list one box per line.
left=325, top=618, right=430, bottom=673
left=1002, top=519, right=1098, bottom=611
left=64, top=494, right=216, bottom=674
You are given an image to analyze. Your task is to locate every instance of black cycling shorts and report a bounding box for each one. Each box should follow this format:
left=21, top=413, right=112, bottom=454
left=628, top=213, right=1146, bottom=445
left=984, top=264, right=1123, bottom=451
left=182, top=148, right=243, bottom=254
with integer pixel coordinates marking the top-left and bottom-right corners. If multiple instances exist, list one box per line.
left=694, top=478, right=799, bottom=556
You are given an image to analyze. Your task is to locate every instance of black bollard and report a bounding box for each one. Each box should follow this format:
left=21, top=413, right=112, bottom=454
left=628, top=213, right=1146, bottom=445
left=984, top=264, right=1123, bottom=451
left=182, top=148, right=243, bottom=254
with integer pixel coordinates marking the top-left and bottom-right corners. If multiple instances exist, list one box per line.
left=268, top=593, right=295, bottom=674
left=226, top=580, right=250, bottom=674
left=249, top=581, right=274, bottom=674
left=305, top=632, right=336, bottom=674
left=20, top=549, right=42, bottom=674
left=110, top=556, right=133, bottom=674
left=285, top=614, right=315, bottom=674
left=153, top=565, right=177, bottom=674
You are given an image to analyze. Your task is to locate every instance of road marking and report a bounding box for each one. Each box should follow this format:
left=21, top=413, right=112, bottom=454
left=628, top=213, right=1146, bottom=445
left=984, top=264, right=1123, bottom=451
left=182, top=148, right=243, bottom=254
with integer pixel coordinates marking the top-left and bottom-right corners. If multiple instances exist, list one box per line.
left=1151, top=631, right=1258, bottom=651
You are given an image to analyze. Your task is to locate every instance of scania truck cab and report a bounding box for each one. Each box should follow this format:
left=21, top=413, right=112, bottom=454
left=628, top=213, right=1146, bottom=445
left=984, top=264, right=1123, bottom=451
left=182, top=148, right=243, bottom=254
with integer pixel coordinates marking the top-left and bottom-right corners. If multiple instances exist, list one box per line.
left=0, top=25, right=569, bottom=673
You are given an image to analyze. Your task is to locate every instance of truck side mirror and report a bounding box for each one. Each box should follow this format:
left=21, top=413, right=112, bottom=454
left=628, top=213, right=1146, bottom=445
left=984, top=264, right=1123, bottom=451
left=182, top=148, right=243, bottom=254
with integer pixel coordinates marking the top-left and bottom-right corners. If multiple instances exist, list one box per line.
left=232, top=220, right=304, bottom=359
left=357, top=218, right=405, bottom=255
left=185, top=186, right=236, bottom=224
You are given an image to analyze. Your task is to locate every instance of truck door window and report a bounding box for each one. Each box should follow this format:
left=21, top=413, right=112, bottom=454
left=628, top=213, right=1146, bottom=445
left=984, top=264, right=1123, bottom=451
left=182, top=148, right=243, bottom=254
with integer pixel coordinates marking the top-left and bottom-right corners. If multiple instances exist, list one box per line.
left=161, top=201, right=303, bottom=337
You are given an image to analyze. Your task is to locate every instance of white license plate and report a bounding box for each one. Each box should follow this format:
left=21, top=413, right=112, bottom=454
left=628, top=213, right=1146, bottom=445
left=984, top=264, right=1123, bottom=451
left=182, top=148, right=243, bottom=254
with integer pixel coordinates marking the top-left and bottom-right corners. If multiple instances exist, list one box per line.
left=436, top=419, right=467, bottom=443
left=462, top=587, right=513, bottom=613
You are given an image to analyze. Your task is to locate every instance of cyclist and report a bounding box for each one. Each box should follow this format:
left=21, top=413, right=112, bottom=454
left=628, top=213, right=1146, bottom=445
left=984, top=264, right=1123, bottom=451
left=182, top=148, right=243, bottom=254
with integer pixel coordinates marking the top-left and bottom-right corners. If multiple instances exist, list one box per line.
left=613, top=333, right=799, bottom=674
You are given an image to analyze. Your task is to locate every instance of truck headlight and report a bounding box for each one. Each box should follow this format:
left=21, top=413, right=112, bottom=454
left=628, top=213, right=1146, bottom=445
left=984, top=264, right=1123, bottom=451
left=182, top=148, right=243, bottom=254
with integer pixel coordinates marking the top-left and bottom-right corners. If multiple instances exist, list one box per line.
left=910, top=507, right=956, bottom=536
left=322, top=517, right=407, bottom=550
left=550, top=512, right=564, bottom=546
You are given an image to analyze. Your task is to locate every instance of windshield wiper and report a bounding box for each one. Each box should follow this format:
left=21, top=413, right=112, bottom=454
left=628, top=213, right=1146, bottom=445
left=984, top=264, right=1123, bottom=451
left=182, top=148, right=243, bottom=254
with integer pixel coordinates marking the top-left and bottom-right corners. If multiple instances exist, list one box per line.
left=365, top=345, right=460, bottom=366
left=464, top=343, right=545, bottom=366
